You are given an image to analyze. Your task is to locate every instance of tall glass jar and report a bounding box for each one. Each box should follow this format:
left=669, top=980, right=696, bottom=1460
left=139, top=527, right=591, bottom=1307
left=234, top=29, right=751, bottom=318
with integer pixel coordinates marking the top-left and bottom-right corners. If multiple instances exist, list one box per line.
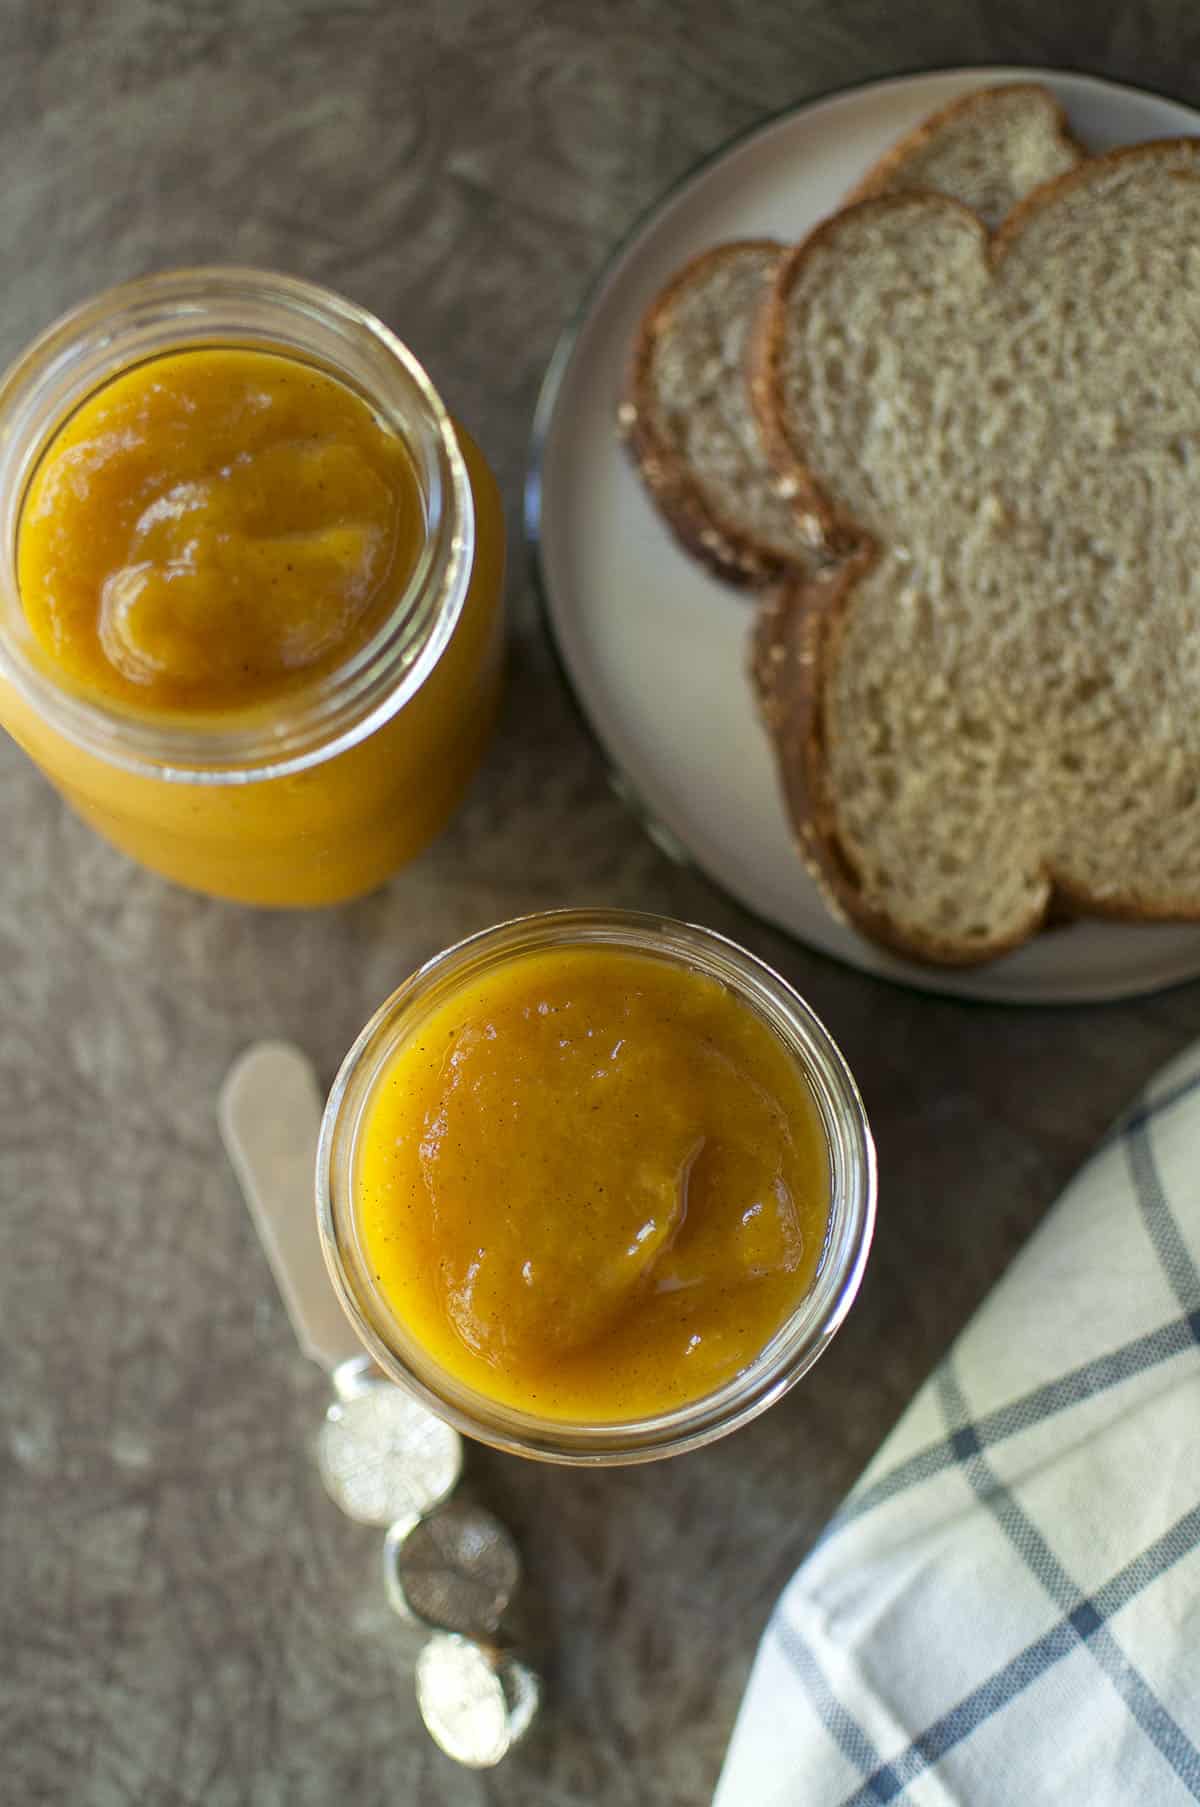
left=0, top=269, right=505, bottom=906
left=317, top=909, right=877, bottom=1466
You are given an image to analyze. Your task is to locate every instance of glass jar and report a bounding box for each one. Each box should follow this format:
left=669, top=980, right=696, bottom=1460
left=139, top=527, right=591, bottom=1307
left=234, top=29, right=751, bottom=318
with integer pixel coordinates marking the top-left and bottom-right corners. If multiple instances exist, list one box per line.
left=0, top=268, right=505, bottom=906
left=317, top=909, right=876, bottom=1466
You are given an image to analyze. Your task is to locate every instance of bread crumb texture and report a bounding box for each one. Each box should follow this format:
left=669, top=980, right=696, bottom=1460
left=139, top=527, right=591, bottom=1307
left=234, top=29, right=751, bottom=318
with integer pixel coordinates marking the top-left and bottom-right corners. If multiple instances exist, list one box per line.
left=858, top=83, right=1080, bottom=229
left=644, top=244, right=820, bottom=561
left=768, top=145, right=1200, bottom=956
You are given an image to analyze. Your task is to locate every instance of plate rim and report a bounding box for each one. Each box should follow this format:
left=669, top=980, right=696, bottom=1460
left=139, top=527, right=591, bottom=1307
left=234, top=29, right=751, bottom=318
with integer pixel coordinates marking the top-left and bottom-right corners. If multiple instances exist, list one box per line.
left=523, top=62, right=1200, bottom=1007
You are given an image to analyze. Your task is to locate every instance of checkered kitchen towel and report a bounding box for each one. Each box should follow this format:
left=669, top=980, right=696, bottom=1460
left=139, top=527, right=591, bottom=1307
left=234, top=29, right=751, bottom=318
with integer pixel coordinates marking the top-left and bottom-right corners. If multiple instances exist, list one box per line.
left=715, top=1040, right=1200, bottom=1806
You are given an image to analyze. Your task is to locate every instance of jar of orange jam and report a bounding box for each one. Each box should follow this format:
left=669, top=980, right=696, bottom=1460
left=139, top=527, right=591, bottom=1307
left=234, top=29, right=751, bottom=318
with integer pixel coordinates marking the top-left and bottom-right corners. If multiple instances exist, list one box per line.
left=317, top=910, right=876, bottom=1465
left=0, top=269, right=504, bottom=906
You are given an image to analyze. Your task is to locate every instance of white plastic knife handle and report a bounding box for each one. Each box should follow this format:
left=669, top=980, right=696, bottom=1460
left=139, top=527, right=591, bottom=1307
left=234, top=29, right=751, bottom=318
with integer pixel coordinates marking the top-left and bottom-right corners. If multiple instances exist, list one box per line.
left=219, top=1040, right=363, bottom=1374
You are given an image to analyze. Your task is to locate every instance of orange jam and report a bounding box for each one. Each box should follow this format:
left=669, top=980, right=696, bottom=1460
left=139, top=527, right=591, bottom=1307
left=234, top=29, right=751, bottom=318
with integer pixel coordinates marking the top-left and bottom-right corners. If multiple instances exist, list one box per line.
left=17, top=348, right=425, bottom=714
left=1, top=335, right=504, bottom=906
left=356, top=946, right=832, bottom=1420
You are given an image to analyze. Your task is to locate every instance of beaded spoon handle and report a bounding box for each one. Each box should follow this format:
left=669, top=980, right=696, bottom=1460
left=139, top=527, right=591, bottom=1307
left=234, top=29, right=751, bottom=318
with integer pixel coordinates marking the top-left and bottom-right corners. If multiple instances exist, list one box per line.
left=218, top=1041, right=540, bottom=1767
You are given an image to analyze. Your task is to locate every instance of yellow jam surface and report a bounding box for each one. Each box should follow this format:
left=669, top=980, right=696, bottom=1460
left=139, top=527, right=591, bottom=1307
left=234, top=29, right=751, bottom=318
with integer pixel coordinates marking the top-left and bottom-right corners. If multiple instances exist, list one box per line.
left=17, top=347, right=425, bottom=714
left=355, top=947, right=832, bottom=1421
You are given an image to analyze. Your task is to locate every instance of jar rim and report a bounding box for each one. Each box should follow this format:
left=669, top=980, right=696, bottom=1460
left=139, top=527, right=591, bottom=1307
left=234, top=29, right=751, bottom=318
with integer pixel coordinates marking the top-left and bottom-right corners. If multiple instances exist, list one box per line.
left=0, top=266, right=474, bottom=784
left=316, top=908, right=877, bottom=1466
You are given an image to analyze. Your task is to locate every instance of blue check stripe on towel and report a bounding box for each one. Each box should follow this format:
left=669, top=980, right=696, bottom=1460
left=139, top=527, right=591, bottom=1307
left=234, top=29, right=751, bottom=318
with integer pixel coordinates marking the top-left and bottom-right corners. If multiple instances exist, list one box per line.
left=715, top=1046, right=1200, bottom=1807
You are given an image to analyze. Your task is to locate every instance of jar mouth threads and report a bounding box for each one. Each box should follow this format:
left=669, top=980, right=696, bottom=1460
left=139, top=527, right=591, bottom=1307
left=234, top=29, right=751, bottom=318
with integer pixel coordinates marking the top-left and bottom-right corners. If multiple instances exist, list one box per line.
left=0, top=267, right=474, bottom=784
left=317, top=908, right=877, bottom=1467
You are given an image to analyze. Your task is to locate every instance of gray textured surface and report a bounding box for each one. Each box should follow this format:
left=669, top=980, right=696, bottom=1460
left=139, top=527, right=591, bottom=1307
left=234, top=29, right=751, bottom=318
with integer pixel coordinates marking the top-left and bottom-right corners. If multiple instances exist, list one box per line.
left=4, top=4, right=1200, bottom=1803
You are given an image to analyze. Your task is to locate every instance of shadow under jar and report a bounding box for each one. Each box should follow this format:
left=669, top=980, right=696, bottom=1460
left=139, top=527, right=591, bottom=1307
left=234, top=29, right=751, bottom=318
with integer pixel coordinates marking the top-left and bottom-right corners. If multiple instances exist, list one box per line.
left=0, top=268, right=504, bottom=906
left=318, top=909, right=877, bottom=1466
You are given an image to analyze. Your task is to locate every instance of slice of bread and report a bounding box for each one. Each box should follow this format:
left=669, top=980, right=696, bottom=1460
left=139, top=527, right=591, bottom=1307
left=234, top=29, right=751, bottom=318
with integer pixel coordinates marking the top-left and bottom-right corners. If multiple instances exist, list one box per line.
left=621, top=83, right=1086, bottom=587
left=845, top=81, right=1082, bottom=230
left=621, top=240, right=821, bottom=585
left=751, top=141, right=1200, bottom=965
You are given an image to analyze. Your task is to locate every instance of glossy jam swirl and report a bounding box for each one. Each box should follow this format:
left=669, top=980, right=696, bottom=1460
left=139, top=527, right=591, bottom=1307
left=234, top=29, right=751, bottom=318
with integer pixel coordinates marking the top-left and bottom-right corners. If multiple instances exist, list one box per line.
left=17, top=347, right=424, bottom=713
left=356, top=946, right=831, bottom=1420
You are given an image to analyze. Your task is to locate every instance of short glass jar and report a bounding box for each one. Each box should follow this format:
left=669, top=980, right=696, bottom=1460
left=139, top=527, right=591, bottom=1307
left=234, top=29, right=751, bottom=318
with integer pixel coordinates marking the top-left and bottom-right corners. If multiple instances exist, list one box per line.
left=0, top=268, right=505, bottom=906
left=317, top=909, right=877, bottom=1466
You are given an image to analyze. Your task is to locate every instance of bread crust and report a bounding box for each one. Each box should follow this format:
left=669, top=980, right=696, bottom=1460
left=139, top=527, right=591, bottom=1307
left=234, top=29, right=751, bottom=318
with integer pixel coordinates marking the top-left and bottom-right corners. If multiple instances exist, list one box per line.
left=623, top=84, right=1087, bottom=591
left=750, top=138, right=1200, bottom=964
left=749, top=191, right=991, bottom=554
left=842, top=80, right=1084, bottom=213
left=621, top=238, right=802, bottom=588
left=751, top=563, right=1052, bottom=965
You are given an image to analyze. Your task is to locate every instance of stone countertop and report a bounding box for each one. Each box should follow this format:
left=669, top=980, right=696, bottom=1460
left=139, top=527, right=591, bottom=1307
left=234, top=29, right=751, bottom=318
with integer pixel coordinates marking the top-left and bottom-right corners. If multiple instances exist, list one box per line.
left=4, top=4, right=1200, bottom=1803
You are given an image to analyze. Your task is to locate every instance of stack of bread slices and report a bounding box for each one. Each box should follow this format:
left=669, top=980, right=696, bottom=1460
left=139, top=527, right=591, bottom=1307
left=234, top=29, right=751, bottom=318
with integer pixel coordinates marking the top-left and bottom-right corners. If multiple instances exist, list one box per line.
left=621, top=85, right=1200, bottom=967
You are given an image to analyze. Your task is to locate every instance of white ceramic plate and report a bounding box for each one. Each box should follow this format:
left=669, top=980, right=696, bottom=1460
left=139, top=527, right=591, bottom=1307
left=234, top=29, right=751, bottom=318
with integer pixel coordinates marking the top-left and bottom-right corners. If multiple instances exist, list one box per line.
left=527, top=68, right=1200, bottom=1004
